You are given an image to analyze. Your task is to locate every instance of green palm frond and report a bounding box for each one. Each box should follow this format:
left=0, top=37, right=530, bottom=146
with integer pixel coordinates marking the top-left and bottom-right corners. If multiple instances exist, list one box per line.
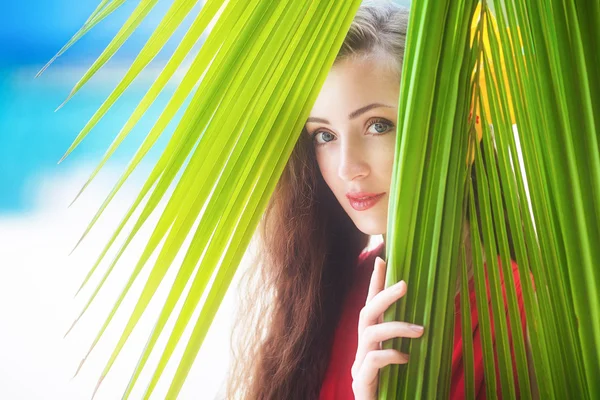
left=379, top=0, right=599, bottom=398
left=42, top=0, right=598, bottom=398
left=47, top=0, right=365, bottom=398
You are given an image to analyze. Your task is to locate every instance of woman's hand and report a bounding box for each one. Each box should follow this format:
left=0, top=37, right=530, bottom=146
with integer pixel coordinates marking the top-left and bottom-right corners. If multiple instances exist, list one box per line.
left=351, top=256, right=425, bottom=400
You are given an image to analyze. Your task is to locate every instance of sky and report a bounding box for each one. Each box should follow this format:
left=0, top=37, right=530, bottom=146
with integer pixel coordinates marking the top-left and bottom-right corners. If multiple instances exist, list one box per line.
left=0, top=1, right=407, bottom=399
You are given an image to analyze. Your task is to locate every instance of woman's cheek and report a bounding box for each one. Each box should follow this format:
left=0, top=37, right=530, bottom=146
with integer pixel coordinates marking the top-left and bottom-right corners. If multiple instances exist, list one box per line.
left=376, top=134, right=396, bottom=166
left=316, top=150, right=337, bottom=186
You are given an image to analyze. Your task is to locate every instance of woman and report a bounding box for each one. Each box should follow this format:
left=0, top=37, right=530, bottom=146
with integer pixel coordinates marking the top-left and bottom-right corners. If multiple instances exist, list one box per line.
left=225, top=2, right=530, bottom=399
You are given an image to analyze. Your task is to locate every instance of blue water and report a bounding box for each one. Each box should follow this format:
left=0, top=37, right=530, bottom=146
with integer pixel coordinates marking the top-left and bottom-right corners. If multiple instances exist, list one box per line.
left=0, top=66, right=179, bottom=214
left=0, top=0, right=205, bottom=215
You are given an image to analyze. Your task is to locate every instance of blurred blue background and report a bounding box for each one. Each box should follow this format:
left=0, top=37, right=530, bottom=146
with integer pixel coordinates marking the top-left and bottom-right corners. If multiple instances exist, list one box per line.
left=0, top=0, right=193, bottom=213
left=0, top=0, right=410, bottom=214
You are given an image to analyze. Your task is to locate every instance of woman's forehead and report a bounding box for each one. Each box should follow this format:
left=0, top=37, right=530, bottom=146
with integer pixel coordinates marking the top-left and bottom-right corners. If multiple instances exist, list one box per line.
left=308, top=58, right=400, bottom=120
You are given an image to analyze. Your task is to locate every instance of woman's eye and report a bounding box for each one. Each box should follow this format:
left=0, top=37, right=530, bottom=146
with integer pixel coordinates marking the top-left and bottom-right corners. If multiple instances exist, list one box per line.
left=368, top=119, right=394, bottom=134
left=310, top=119, right=394, bottom=146
left=312, top=131, right=336, bottom=145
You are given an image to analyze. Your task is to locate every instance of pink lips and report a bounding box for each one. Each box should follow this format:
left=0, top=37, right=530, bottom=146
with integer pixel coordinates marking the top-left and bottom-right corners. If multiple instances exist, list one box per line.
left=346, top=192, right=386, bottom=211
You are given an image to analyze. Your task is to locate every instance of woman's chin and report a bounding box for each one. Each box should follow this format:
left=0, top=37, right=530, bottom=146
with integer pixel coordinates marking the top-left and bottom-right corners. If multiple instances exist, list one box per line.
left=340, top=202, right=387, bottom=235
left=353, top=218, right=386, bottom=236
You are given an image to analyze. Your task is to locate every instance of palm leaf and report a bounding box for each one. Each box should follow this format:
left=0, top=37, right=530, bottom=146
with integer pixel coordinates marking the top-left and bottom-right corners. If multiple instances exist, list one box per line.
left=41, top=0, right=599, bottom=398
left=379, top=0, right=599, bottom=398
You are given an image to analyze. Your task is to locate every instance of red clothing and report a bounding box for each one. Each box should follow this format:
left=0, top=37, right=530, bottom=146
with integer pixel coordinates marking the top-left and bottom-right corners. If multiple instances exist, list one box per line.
left=319, top=242, right=530, bottom=399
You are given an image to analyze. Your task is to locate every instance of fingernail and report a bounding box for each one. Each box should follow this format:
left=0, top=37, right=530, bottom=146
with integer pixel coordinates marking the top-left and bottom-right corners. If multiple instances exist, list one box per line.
left=392, top=281, right=404, bottom=292
left=410, top=324, right=424, bottom=332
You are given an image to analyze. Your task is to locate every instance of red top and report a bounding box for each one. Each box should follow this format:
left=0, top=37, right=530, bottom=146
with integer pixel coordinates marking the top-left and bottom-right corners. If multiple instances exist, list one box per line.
left=319, top=242, right=531, bottom=399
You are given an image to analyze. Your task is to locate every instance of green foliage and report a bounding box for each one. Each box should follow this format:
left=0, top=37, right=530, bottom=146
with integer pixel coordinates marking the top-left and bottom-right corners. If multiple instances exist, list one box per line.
left=380, top=0, right=599, bottom=398
left=42, top=0, right=598, bottom=398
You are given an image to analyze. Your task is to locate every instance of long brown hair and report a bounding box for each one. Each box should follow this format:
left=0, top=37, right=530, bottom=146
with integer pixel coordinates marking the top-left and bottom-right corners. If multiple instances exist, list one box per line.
left=224, top=3, right=410, bottom=399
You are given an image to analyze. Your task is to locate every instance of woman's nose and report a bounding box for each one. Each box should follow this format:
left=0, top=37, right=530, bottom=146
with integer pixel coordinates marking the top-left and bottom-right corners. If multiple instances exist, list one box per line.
left=337, top=137, right=370, bottom=182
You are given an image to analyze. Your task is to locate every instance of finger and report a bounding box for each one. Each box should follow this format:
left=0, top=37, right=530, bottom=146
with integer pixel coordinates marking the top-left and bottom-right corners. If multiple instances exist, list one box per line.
left=366, top=256, right=386, bottom=304
left=358, top=280, right=407, bottom=333
left=353, top=349, right=409, bottom=389
left=354, top=321, right=424, bottom=372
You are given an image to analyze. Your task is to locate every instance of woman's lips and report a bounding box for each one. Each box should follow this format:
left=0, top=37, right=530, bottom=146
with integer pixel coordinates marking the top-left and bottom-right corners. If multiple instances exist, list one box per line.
left=346, top=193, right=385, bottom=211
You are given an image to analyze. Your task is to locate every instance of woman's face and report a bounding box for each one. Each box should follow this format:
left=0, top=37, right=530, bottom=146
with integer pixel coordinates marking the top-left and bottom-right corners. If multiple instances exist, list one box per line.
left=305, top=56, right=400, bottom=235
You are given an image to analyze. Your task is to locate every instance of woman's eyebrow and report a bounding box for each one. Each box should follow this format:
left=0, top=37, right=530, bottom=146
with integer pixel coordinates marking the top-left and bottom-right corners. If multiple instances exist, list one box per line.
left=348, top=103, right=393, bottom=119
left=306, top=103, right=394, bottom=124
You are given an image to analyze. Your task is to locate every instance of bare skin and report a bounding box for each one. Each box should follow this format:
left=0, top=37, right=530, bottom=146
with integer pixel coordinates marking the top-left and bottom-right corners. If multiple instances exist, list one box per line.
left=351, top=257, right=424, bottom=399
left=306, top=57, right=422, bottom=399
